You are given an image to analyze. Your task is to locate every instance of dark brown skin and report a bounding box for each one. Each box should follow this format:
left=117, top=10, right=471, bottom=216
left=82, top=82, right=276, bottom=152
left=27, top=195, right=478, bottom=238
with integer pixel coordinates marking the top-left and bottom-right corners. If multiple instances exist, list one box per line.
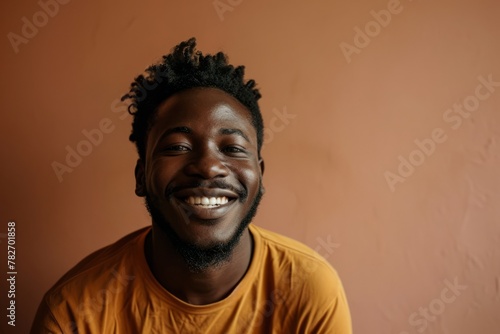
left=135, top=87, right=264, bottom=305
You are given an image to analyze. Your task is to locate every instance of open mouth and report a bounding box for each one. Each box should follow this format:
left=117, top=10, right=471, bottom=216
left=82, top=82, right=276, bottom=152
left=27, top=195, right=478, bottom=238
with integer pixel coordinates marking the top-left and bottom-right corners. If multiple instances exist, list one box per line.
left=172, top=188, right=239, bottom=220
left=184, top=196, right=230, bottom=208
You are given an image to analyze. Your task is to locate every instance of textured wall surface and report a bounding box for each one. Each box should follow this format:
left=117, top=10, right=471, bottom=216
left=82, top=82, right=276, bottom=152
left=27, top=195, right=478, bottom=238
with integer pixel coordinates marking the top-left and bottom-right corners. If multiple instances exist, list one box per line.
left=1, top=0, right=499, bottom=333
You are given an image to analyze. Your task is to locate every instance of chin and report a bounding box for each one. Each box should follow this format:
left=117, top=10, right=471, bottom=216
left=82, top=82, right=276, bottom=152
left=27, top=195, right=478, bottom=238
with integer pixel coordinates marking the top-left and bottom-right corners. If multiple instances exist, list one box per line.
left=144, top=184, right=263, bottom=271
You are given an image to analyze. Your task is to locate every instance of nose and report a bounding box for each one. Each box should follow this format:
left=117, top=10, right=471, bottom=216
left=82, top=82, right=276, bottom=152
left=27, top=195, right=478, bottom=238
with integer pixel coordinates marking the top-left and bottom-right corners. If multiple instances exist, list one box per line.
left=183, top=146, right=229, bottom=179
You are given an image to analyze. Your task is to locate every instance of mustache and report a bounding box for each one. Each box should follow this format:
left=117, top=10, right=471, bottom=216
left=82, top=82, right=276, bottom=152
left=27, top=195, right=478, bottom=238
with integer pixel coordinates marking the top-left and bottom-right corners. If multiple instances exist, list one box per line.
left=165, top=180, right=248, bottom=199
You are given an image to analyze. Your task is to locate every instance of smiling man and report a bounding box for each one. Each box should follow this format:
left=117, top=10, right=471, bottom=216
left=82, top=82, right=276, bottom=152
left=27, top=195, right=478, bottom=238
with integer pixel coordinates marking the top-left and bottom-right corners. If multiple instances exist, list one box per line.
left=31, top=38, right=352, bottom=333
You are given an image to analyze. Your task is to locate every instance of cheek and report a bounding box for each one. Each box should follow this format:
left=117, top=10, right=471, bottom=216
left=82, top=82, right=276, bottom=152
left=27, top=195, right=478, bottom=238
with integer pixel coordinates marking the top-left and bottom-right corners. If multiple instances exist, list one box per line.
left=238, top=165, right=261, bottom=194
left=145, top=159, right=171, bottom=197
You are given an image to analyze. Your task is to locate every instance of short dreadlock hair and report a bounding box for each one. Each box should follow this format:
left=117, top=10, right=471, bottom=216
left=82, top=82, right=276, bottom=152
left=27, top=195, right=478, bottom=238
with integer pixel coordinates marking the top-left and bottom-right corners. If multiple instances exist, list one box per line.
left=122, top=38, right=263, bottom=160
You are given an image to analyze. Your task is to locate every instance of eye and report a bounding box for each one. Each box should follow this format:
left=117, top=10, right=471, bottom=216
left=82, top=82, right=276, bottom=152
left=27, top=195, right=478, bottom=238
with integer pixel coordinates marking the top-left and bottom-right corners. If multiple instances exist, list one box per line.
left=222, top=145, right=247, bottom=156
left=167, top=145, right=190, bottom=151
left=159, top=144, right=191, bottom=155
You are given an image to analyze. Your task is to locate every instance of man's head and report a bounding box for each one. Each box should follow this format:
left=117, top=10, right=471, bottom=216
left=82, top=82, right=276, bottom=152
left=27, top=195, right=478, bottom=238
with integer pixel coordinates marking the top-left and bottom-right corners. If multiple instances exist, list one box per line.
left=122, top=37, right=264, bottom=161
left=122, top=38, right=265, bottom=272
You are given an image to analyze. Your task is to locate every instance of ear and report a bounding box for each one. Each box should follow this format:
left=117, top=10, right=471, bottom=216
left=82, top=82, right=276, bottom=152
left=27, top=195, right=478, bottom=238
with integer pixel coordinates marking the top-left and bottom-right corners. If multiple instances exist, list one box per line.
left=259, top=158, right=265, bottom=176
left=259, top=158, right=266, bottom=194
left=134, top=159, right=146, bottom=197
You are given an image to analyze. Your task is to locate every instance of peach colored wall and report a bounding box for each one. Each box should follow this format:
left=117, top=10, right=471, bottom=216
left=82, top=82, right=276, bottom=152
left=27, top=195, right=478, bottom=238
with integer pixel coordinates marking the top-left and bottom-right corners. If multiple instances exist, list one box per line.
left=1, top=0, right=499, bottom=333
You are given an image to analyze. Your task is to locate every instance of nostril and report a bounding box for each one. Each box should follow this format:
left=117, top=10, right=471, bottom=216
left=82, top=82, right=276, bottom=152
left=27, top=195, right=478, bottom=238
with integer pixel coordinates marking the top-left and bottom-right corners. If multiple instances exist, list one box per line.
left=183, top=156, right=230, bottom=179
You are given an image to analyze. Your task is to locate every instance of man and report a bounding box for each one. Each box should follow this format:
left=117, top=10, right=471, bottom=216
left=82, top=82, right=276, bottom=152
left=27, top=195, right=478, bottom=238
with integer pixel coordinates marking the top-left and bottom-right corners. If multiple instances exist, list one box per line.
left=31, top=38, right=352, bottom=333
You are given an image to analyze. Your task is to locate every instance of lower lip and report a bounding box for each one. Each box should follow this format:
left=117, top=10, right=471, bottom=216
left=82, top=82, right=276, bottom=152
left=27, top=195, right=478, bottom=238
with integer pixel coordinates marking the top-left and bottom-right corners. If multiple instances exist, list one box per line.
left=174, top=198, right=237, bottom=221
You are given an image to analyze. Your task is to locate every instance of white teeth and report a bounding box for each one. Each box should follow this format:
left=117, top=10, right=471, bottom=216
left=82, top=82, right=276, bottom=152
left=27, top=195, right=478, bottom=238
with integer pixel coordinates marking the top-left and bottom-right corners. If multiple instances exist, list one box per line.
left=185, top=196, right=229, bottom=207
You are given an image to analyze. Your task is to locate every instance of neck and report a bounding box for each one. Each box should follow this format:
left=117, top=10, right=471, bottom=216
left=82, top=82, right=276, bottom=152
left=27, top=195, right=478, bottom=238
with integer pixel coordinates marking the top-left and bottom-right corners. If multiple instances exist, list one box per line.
left=145, top=224, right=253, bottom=305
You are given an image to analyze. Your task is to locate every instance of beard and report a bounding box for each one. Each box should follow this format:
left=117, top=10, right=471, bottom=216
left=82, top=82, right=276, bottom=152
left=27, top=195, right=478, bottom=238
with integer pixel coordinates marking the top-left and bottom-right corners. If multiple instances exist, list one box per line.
left=145, top=181, right=264, bottom=273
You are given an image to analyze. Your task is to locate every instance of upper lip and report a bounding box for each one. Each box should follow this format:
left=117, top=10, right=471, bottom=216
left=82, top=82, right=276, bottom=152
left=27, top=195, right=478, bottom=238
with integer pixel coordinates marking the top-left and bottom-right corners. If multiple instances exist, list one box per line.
left=173, top=188, right=239, bottom=200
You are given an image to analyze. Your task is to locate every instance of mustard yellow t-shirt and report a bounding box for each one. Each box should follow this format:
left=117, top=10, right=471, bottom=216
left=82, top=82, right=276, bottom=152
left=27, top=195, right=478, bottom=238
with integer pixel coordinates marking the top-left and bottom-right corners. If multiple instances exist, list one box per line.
left=31, top=225, right=352, bottom=333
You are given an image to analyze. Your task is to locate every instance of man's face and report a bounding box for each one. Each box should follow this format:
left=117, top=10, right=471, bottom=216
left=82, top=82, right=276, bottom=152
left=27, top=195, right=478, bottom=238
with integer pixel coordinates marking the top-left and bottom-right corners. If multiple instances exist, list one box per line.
left=136, top=87, right=264, bottom=270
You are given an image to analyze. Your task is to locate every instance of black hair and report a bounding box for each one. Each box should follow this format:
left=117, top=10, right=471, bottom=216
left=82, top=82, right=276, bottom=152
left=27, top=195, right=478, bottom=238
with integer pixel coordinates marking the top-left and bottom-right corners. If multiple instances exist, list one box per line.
left=121, top=37, right=263, bottom=160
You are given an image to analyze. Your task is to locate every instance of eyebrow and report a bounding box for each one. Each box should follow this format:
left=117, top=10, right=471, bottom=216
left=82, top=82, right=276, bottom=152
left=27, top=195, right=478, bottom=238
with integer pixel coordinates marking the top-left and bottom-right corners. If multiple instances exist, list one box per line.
left=219, top=128, right=250, bottom=142
left=158, top=126, right=250, bottom=143
left=159, top=126, right=191, bottom=140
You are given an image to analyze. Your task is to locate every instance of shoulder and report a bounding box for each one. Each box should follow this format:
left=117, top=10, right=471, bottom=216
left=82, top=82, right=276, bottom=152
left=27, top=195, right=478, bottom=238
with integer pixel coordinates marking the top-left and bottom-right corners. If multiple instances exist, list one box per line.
left=251, top=224, right=332, bottom=258
left=251, top=224, right=338, bottom=271
left=250, top=225, right=351, bottom=332
left=32, top=228, right=148, bottom=333
left=44, top=227, right=149, bottom=306
left=250, top=224, right=344, bottom=295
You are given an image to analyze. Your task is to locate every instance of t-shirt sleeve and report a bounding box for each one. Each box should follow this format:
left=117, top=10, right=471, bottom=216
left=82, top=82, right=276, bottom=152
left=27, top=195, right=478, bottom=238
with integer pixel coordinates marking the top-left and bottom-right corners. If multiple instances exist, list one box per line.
left=292, top=260, right=352, bottom=334
left=30, top=298, right=64, bottom=334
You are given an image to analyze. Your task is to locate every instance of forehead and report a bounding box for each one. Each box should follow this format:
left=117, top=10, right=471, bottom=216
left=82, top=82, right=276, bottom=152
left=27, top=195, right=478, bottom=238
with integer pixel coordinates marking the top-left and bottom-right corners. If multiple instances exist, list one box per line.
left=150, top=87, right=255, bottom=137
